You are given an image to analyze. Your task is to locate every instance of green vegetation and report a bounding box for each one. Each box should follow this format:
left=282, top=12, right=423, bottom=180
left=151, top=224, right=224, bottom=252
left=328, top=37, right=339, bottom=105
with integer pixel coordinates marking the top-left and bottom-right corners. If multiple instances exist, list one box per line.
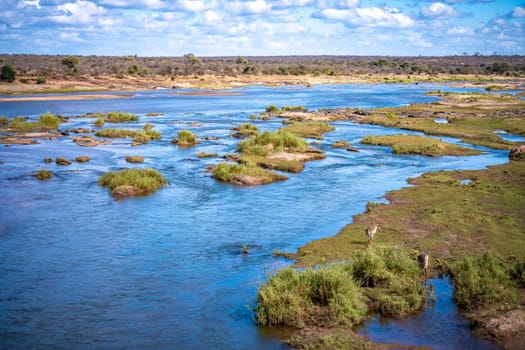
left=36, top=77, right=46, bottom=84
left=288, top=331, right=372, bottom=350
left=172, top=130, right=198, bottom=146
left=239, top=155, right=305, bottom=173
left=212, top=162, right=287, bottom=185
left=1, top=65, right=16, bottom=82
left=196, top=152, right=217, bottom=158
left=237, top=130, right=309, bottom=156
left=98, top=168, right=167, bottom=197
left=0, top=116, right=8, bottom=126
left=451, top=252, right=519, bottom=311
left=10, top=117, right=35, bottom=132
left=61, top=56, right=79, bottom=75
left=33, top=169, right=52, bottom=180
left=105, top=111, right=139, bottom=123
left=282, top=121, right=335, bottom=139
left=331, top=140, right=350, bottom=148
left=39, top=112, right=60, bottom=130
left=231, top=123, right=259, bottom=137
left=257, top=246, right=426, bottom=329
left=95, top=128, right=139, bottom=138
left=361, top=134, right=482, bottom=156
left=94, top=117, right=105, bottom=127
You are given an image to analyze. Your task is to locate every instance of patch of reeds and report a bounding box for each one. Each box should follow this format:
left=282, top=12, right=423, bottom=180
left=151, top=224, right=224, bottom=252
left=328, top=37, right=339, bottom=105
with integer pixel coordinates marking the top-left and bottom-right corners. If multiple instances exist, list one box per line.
left=451, top=252, right=519, bottom=311
left=94, top=117, right=105, bottom=127
left=282, top=121, right=335, bottom=139
left=256, top=264, right=368, bottom=328
left=231, top=122, right=260, bottom=137
left=39, top=112, right=60, bottom=130
left=237, top=130, right=309, bottom=156
left=10, top=117, right=36, bottom=132
left=212, top=162, right=287, bottom=185
left=104, top=111, right=139, bottom=123
left=95, top=128, right=139, bottom=138
left=98, top=168, right=167, bottom=197
left=172, top=130, right=198, bottom=146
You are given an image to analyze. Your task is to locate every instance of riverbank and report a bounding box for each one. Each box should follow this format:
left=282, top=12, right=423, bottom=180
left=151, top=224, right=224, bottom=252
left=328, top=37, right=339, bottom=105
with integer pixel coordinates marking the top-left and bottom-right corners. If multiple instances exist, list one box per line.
left=1, top=73, right=523, bottom=97
left=272, top=89, right=525, bottom=349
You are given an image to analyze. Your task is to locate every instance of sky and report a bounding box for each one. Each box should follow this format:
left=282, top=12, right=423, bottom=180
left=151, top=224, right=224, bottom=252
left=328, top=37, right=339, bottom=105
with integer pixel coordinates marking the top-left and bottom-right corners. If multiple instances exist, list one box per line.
left=1, top=0, right=524, bottom=57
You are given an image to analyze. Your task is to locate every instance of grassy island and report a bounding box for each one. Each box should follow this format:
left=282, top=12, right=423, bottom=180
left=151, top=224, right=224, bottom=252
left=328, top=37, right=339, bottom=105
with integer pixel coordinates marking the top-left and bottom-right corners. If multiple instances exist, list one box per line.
left=361, top=134, right=482, bottom=156
left=211, top=162, right=287, bottom=185
left=172, top=130, right=199, bottom=146
left=98, top=168, right=167, bottom=197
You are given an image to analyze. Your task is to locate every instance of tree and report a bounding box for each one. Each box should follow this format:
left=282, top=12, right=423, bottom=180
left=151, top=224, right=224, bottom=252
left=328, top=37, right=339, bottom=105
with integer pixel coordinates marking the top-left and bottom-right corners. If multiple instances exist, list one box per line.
left=61, top=56, right=79, bottom=74
left=236, top=56, right=248, bottom=65
left=183, top=53, right=201, bottom=75
left=1, top=65, right=16, bottom=82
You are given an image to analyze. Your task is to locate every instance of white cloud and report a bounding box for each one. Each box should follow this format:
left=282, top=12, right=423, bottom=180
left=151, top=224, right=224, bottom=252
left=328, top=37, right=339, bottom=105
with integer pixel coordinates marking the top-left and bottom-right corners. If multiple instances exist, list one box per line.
left=17, top=0, right=41, bottom=9
left=420, top=2, right=460, bottom=18
left=512, top=6, right=525, bottom=18
left=447, top=25, right=473, bottom=35
left=317, top=0, right=359, bottom=9
left=203, top=10, right=220, bottom=26
left=176, top=0, right=217, bottom=12
left=53, top=1, right=106, bottom=25
left=59, top=31, right=84, bottom=41
left=226, top=0, right=272, bottom=15
left=317, top=6, right=414, bottom=28
left=99, top=0, right=166, bottom=9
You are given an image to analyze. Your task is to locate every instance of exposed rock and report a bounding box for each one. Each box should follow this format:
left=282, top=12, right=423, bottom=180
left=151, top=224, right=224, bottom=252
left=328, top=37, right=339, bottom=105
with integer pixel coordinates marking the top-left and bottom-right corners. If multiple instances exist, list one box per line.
left=0, top=137, right=39, bottom=145
left=347, top=147, right=360, bottom=152
left=112, top=185, right=143, bottom=197
left=75, top=156, right=90, bottom=163
left=55, top=157, right=72, bottom=165
left=509, top=144, right=525, bottom=161
left=44, top=158, right=52, bottom=163
left=72, top=136, right=110, bottom=147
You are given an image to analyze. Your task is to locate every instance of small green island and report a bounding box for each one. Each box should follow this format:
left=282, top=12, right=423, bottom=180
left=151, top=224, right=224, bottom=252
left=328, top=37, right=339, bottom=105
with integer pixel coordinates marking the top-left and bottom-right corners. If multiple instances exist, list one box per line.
left=98, top=168, right=167, bottom=198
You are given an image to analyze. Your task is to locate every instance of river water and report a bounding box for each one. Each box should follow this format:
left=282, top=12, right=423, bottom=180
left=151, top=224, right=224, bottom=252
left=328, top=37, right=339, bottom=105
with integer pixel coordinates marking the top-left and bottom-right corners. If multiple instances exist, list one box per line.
left=0, top=84, right=507, bottom=349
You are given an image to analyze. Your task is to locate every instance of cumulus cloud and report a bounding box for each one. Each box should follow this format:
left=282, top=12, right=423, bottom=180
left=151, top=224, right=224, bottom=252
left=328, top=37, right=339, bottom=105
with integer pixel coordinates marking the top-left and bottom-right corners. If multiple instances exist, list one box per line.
left=315, top=6, right=414, bottom=28
left=52, top=1, right=106, bottom=25
left=99, top=0, right=166, bottom=9
left=225, top=0, right=272, bottom=15
left=447, top=25, right=473, bottom=35
left=512, top=6, right=525, bottom=18
left=420, top=2, right=460, bottom=18
left=202, top=10, right=221, bottom=25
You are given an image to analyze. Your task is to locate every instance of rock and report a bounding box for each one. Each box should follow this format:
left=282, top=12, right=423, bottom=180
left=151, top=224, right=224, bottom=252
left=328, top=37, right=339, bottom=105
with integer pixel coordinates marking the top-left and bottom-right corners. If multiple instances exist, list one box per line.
left=0, top=137, right=39, bottom=145
left=509, top=144, right=525, bottom=161
left=72, top=136, right=109, bottom=147
left=112, top=185, right=143, bottom=197
left=346, top=147, right=360, bottom=152
left=44, top=158, right=53, bottom=163
left=75, top=156, right=90, bottom=163
left=55, top=157, right=72, bottom=165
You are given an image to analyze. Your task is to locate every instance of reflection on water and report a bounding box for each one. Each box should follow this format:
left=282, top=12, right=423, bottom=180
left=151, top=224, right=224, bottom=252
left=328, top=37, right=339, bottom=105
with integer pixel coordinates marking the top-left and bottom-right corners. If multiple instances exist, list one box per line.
left=358, top=276, right=499, bottom=350
left=0, top=84, right=504, bottom=349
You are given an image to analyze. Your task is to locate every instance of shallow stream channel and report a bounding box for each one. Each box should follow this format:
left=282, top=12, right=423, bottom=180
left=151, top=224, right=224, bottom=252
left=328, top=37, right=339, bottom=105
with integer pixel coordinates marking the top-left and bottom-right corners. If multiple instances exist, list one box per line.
left=0, top=84, right=509, bottom=349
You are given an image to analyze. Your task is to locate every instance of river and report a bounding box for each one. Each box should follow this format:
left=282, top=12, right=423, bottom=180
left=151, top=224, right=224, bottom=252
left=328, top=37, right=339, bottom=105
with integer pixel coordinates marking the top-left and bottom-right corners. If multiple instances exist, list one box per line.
left=0, top=84, right=507, bottom=349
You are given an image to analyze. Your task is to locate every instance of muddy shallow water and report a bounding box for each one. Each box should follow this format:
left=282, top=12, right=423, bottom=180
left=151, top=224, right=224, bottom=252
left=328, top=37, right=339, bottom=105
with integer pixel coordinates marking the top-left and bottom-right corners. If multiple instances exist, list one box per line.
left=0, top=84, right=506, bottom=349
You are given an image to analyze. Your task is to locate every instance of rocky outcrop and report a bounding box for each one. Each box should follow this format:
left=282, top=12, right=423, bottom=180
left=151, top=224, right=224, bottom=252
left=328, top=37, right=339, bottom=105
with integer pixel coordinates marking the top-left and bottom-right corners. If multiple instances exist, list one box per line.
left=509, top=144, right=525, bottom=161
left=72, top=136, right=110, bottom=147
left=55, top=158, right=72, bottom=165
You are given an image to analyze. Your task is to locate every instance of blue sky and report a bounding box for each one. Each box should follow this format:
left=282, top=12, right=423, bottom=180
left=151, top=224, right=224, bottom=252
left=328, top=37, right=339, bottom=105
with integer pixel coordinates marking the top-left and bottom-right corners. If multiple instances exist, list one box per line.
left=1, top=0, right=524, bottom=56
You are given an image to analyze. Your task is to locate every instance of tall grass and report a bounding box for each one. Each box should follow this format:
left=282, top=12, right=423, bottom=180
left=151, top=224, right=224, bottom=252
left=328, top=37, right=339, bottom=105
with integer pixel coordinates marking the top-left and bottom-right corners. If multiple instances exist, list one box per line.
left=105, top=111, right=139, bottom=123
left=98, top=168, right=167, bottom=196
left=451, top=252, right=519, bottom=310
left=173, top=130, right=198, bottom=145
left=256, top=265, right=367, bottom=328
left=10, top=117, right=36, bottom=132
left=237, top=130, right=308, bottom=156
left=39, top=112, right=60, bottom=130
left=95, top=128, right=139, bottom=138
left=212, top=162, right=287, bottom=185
left=232, top=122, right=259, bottom=137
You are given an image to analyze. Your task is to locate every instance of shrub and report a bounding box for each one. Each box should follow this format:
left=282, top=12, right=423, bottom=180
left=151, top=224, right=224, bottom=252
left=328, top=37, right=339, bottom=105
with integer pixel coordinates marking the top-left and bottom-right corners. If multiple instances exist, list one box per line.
left=94, top=117, right=105, bottom=127
left=172, top=130, right=198, bottom=145
left=232, top=123, right=259, bottom=137
left=256, top=265, right=367, bottom=328
left=10, top=117, right=36, bottom=132
left=265, top=105, right=279, bottom=114
left=237, top=130, right=308, bottom=156
left=0, top=116, right=8, bottom=126
left=105, top=111, right=139, bottom=123
left=98, top=168, right=167, bottom=197
left=1, top=65, right=16, bottom=82
left=39, top=112, right=60, bottom=130
left=36, top=77, right=46, bottom=84
left=451, top=252, right=518, bottom=310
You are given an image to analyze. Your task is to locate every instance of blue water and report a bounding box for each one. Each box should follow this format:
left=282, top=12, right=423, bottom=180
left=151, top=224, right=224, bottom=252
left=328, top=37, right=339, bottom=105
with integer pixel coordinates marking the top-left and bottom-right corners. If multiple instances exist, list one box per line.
left=0, top=84, right=504, bottom=349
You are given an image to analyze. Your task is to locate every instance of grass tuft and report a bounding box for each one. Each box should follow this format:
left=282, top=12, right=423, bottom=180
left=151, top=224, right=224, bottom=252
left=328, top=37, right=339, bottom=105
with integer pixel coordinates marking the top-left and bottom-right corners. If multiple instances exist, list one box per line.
left=172, top=130, right=198, bottom=146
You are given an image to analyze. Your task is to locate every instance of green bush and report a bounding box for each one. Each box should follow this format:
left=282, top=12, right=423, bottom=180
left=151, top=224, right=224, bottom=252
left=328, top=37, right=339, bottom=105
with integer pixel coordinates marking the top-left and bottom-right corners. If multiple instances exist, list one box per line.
left=1, top=65, right=16, bottom=82
left=39, top=112, right=60, bottom=130
left=232, top=123, right=259, bottom=137
left=94, top=117, right=105, bottom=127
left=98, top=168, right=167, bottom=196
left=256, top=265, right=367, bottom=328
left=0, top=116, right=8, bottom=126
left=10, top=117, right=36, bottom=132
left=237, top=130, right=308, bottom=156
left=173, top=130, right=197, bottom=145
left=36, top=77, right=46, bottom=84
left=265, top=105, right=279, bottom=114
left=451, top=252, right=519, bottom=310
left=105, top=111, right=139, bottom=123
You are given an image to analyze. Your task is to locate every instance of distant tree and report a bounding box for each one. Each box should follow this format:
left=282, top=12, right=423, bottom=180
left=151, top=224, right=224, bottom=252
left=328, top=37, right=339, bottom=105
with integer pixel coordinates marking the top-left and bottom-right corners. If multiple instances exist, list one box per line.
left=0, top=65, right=16, bottom=82
left=236, top=56, right=249, bottom=65
left=128, top=64, right=140, bottom=74
left=183, top=53, right=201, bottom=75
left=61, top=56, right=79, bottom=74
left=485, top=62, right=512, bottom=75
